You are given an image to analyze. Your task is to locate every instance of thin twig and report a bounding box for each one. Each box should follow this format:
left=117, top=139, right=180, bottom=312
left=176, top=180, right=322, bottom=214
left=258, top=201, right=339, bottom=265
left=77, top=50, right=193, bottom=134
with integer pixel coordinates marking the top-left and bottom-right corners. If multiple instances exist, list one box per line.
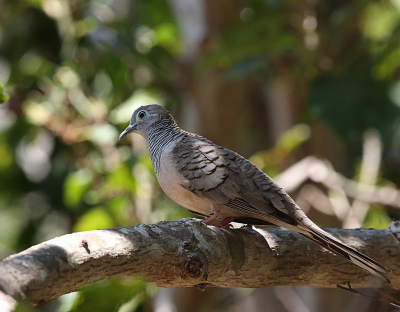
left=336, top=282, right=400, bottom=308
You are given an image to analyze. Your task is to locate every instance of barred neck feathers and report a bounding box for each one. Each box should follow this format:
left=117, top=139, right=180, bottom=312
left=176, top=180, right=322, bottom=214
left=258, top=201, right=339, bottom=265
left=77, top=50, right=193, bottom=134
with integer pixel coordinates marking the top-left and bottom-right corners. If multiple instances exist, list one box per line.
left=145, top=118, right=184, bottom=174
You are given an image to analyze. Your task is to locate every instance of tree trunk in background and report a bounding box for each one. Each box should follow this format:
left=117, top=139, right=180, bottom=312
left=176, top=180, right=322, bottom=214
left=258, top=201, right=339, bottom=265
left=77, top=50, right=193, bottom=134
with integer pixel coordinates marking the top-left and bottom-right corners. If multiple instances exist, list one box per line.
left=264, top=75, right=305, bottom=141
left=170, top=0, right=271, bottom=156
left=266, top=76, right=348, bottom=173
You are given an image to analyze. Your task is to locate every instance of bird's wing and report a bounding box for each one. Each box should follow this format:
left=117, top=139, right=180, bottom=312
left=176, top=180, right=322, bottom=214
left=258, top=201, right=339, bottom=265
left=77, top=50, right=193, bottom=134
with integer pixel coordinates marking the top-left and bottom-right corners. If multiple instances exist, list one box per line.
left=172, top=135, right=391, bottom=282
left=172, top=135, right=301, bottom=225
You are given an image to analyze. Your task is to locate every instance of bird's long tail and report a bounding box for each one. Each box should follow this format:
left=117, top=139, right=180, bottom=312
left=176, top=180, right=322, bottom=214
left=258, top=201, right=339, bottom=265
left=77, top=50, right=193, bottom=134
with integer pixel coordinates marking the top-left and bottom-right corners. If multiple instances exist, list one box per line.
left=251, top=204, right=391, bottom=282
left=304, top=227, right=391, bottom=283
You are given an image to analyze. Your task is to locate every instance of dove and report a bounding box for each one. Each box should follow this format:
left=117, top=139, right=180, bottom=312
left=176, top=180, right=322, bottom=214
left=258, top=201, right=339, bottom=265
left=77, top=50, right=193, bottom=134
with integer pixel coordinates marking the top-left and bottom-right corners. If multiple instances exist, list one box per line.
left=120, top=104, right=391, bottom=283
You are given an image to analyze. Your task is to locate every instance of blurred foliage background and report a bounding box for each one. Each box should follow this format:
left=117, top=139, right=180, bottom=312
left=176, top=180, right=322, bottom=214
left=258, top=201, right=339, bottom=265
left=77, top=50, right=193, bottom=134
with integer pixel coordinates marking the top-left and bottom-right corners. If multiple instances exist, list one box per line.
left=1, top=0, right=400, bottom=311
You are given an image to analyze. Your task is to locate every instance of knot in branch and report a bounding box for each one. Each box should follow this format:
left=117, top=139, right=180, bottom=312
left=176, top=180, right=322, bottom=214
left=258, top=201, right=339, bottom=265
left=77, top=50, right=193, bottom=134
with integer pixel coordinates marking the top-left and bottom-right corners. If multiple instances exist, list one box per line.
left=184, top=256, right=203, bottom=277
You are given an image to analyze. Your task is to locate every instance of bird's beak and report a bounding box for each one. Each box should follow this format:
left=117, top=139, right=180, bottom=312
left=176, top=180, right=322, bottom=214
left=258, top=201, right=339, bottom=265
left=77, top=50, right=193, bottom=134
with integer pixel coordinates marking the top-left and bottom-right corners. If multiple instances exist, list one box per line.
left=119, top=122, right=137, bottom=140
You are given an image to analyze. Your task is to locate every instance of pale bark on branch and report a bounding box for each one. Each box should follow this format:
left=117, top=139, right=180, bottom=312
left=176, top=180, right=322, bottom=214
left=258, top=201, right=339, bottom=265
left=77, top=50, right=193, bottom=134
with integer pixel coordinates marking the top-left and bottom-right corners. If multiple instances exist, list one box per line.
left=276, top=156, right=400, bottom=209
left=0, top=218, right=399, bottom=307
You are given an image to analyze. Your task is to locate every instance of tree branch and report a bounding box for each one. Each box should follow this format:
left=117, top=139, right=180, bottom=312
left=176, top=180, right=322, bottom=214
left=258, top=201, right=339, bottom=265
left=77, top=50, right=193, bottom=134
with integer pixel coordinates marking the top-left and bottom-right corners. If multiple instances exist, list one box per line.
left=275, top=156, right=400, bottom=210
left=0, top=219, right=399, bottom=306
left=0, top=291, right=16, bottom=312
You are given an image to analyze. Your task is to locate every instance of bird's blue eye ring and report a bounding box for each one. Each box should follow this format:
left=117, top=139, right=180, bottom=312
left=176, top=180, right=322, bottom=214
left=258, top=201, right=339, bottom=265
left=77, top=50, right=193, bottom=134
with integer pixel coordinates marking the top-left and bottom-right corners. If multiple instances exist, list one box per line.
left=137, top=110, right=148, bottom=120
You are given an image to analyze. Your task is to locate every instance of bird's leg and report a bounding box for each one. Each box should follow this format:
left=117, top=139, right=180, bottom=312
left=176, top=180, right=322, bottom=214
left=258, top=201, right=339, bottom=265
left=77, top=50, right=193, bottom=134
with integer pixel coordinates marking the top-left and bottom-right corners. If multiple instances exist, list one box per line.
left=202, top=210, right=220, bottom=224
left=202, top=211, right=234, bottom=228
left=214, top=217, right=235, bottom=229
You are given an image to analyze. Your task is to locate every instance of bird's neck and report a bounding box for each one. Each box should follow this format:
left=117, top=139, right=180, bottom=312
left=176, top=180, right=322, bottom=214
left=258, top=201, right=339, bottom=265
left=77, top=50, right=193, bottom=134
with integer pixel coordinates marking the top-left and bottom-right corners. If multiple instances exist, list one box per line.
left=145, top=120, right=184, bottom=174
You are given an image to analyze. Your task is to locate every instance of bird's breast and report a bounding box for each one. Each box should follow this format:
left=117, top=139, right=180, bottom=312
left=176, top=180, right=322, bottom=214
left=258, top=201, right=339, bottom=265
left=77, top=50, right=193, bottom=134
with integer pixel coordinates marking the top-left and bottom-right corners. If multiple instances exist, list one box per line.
left=156, top=143, right=215, bottom=216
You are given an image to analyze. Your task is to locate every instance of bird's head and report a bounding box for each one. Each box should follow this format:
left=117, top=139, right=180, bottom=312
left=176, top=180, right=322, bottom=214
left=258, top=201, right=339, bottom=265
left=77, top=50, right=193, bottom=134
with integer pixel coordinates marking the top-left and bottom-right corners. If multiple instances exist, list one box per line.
left=119, top=104, right=175, bottom=140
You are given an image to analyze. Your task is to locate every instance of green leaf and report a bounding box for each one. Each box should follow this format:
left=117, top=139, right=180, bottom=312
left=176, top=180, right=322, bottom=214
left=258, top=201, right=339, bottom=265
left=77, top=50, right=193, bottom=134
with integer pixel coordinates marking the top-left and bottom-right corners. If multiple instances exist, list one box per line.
left=107, top=197, right=131, bottom=227
left=70, top=279, right=148, bottom=312
left=0, top=84, right=9, bottom=104
left=84, top=124, right=119, bottom=146
left=104, top=164, right=136, bottom=193
left=73, top=207, right=114, bottom=232
left=360, top=3, right=399, bottom=41
left=0, top=143, right=13, bottom=170
left=63, top=170, right=93, bottom=208
left=363, top=206, right=391, bottom=229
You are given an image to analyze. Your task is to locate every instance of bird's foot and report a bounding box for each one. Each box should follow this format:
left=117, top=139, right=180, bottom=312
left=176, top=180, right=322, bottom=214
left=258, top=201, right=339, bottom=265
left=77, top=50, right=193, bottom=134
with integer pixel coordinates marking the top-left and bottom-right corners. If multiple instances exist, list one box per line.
left=202, top=210, right=220, bottom=224
left=213, top=217, right=235, bottom=229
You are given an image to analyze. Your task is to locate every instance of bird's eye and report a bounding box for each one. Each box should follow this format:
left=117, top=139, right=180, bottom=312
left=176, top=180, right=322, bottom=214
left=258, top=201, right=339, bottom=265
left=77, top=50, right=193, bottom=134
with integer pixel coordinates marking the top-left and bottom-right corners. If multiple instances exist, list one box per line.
left=137, top=110, right=147, bottom=120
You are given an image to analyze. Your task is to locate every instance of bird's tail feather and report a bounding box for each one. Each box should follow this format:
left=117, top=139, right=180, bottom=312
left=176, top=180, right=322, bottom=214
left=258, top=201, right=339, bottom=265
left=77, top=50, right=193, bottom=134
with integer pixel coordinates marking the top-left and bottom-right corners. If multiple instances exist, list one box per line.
left=305, top=227, right=391, bottom=283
